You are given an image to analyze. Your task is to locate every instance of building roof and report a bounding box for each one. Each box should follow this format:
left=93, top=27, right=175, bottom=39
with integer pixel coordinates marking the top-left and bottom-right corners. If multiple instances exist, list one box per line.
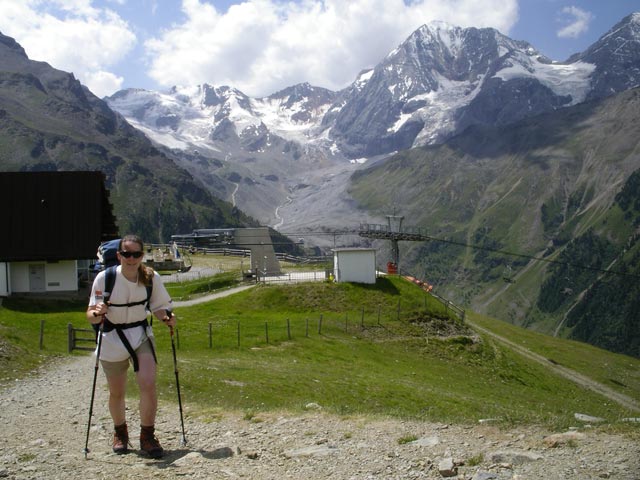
left=0, top=171, right=118, bottom=261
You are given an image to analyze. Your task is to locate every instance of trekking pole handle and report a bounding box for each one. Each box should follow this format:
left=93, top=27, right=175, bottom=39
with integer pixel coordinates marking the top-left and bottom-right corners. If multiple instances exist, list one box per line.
left=92, top=290, right=107, bottom=321
left=163, top=309, right=175, bottom=334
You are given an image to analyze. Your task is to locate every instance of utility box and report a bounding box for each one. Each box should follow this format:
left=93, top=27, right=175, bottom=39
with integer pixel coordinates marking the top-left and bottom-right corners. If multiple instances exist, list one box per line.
left=333, top=248, right=376, bottom=284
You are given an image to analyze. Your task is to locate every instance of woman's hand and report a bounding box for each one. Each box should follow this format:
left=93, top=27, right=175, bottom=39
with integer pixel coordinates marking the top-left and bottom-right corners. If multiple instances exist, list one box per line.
left=87, top=302, right=107, bottom=323
left=156, top=309, right=176, bottom=327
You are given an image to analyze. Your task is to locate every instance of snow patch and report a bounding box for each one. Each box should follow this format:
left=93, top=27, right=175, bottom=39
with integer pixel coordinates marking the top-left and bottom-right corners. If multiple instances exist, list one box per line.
left=349, top=158, right=368, bottom=164
left=495, top=57, right=595, bottom=104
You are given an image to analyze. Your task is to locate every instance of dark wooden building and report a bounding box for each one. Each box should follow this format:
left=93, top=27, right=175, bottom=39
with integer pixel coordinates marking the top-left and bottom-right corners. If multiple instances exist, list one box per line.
left=1, top=171, right=118, bottom=295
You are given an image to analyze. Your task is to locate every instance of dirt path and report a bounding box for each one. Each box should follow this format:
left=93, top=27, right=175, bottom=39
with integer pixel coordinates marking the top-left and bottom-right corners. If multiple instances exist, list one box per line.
left=1, top=353, right=639, bottom=479
left=172, top=285, right=255, bottom=307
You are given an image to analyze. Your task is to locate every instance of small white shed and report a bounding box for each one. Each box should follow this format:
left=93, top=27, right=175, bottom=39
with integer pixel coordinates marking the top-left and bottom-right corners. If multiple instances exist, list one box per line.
left=333, top=248, right=377, bottom=284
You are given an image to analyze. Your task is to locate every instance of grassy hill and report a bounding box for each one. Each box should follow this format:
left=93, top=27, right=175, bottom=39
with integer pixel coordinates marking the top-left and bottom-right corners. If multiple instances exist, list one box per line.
left=1, top=274, right=638, bottom=431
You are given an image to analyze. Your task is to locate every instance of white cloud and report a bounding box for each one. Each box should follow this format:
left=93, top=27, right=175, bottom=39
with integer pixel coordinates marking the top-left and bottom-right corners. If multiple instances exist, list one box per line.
left=145, top=0, right=519, bottom=97
left=0, top=0, right=520, bottom=98
left=0, top=0, right=136, bottom=97
left=556, top=6, right=594, bottom=39
left=83, top=70, right=125, bottom=98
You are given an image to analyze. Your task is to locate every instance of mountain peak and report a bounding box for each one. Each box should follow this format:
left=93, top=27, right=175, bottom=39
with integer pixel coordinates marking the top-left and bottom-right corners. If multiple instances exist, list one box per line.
left=0, top=31, right=28, bottom=59
left=423, top=20, right=460, bottom=33
left=570, top=11, right=640, bottom=99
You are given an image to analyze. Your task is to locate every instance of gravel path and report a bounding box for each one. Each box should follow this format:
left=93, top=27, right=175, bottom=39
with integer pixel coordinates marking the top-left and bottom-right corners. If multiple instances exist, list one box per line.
left=1, top=354, right=639, bottom=479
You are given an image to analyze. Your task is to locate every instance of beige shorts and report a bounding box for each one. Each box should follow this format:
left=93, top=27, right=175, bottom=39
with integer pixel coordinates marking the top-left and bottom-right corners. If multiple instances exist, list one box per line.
left=100, top=339, right=154, bottom=377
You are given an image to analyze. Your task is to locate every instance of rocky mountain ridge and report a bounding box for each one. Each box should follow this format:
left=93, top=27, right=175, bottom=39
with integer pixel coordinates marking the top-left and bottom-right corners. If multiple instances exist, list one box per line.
left=0, top=31, right=250, bottom=242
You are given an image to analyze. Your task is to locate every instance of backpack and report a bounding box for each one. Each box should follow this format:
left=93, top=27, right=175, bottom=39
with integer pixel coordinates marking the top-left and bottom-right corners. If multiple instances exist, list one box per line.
left=95, top=239, right=121, bottom=272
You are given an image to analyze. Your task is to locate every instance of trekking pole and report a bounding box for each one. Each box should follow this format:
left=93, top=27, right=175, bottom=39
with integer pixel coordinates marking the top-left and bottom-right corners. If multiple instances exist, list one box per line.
left=166, top=310, right=187, bottom=446
left=84, top=319, right=104, bottom=458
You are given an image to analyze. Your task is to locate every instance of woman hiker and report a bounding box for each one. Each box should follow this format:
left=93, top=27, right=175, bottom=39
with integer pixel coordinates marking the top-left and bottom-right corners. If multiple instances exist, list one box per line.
left=87, top=234, right=176, bottom=458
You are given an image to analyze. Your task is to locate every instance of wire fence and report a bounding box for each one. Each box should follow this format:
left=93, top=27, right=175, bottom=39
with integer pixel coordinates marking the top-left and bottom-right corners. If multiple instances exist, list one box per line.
left=66, top=261, right=465, bottom=353
left=166, top=293, right=465, bottom=352
left=66, top=289, right=464, bottom=353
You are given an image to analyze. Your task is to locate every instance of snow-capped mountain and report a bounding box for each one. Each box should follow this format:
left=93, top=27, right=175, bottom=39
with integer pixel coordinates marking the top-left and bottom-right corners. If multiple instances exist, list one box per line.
left=105, top=13, right=640, bottom=227
left=107, top=81, right=341, bottom=226
left=326, top=19, right=608, bottom=157
left=107, top=82, right=337, bottom=156
left=108, top=13, right=640, bottom=161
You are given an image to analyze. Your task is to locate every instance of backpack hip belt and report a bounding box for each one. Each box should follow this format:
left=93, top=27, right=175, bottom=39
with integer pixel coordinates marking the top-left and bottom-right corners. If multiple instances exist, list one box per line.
left=102, top=318, right=157, bottom=371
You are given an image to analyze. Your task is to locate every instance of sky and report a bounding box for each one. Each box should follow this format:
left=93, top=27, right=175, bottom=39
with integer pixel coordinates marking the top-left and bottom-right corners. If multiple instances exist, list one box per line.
left=0, top=0, right=638, bottom=98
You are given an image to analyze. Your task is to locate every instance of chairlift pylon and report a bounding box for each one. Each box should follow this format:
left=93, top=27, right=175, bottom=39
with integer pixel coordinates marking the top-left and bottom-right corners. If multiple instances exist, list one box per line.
left=502, top=264, right=515, bottom=283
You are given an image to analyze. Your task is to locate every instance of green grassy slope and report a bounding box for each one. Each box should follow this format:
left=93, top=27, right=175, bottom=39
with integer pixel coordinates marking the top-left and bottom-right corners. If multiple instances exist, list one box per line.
left=1, top=276, right=638, bottom=430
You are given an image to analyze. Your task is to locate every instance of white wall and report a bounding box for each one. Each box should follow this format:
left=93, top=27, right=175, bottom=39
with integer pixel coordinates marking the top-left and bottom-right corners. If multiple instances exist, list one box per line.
left=334, top=249, right=376, bottom=284
left=0, top=263, right=8, bottom=296
left=9, top=261, right=78, bottom=293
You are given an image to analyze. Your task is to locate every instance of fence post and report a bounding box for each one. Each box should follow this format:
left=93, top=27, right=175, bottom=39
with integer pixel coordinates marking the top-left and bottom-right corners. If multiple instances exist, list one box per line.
left=265, top=322, right=269, bottom=344
left=67, top=323, right=73, bottom=353
left=287, top=318, right=291, bottom=340
left=39, top=319, right=45, bottom=350
left=209, top=322, right=212, bottom=349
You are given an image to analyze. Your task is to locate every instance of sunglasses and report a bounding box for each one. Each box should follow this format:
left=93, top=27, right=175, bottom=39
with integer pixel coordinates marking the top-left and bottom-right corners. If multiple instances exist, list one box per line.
left=119, top=250, right=144, bottom=259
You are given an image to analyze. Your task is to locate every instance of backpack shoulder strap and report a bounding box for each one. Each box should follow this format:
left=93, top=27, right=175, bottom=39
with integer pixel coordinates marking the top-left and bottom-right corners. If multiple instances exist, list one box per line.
left=145, top=277, right=153, bottom=309
left=104, top=265, right=117, bottom=301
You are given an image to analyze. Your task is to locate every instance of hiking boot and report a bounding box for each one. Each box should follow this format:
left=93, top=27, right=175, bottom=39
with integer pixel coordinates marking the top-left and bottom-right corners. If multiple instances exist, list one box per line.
left=140, top=425, right=163, bottom=458
left=112, top=422, right=129, bottom=454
